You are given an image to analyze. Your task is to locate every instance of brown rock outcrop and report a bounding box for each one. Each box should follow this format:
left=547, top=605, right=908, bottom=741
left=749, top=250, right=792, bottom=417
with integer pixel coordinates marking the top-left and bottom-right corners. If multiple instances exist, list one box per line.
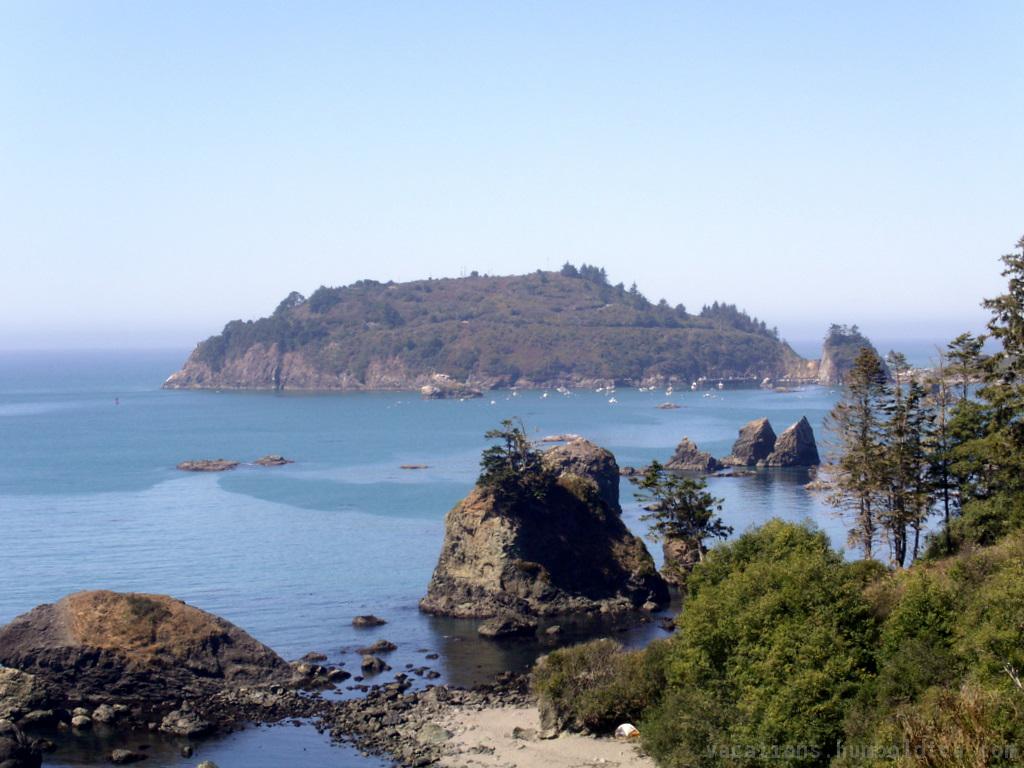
left=0, top=591, right=291, bottom=704
left=665, top=438, right=722, bottom=473
left=420, top=439, right=668, bottom=618
left=662, top=538, right=703, bottom=586
left=721, top=418, right=776, bottom=467
left=764, top=417, right=820, bottom=467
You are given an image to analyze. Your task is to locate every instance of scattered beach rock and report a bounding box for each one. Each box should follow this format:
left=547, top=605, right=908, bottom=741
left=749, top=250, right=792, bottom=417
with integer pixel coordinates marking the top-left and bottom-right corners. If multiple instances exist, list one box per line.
left=665, top=437, right=721, bottom=473
left=299, top=652, right=327, bottom=663
left=176, top=459, right=239, bottom=472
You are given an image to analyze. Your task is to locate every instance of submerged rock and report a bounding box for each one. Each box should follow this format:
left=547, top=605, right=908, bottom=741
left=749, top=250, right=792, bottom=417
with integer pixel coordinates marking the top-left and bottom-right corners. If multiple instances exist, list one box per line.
left=175, top=459, right=239, bottom=472
left=764, top=417, right=820, bottom=467
left=721, top=418, right=776, bottom=467
left=0, top=591, right=291, bottom=704
left=351, top=615, right=387, bottom=628
left=420, top=438, right=668, bottom=618
left=477, top=614, right=538, bottom=639
left=665, top=437, right=721, bottom=473
left=253, top=454, right=293, bottom=467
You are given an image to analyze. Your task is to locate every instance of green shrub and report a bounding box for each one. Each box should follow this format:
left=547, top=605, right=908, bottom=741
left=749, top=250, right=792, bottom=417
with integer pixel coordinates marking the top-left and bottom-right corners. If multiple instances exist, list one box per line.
left=643, top=520, right=877, bottom=768
left=531, top=638, right=668, bottom=734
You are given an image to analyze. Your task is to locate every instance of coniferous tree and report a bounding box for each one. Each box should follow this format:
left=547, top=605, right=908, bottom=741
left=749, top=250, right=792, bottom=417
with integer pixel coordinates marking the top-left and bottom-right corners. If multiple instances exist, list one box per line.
left=925, top=351, right=958, bottom=555
left=877, top=354, right=933, bottom=566
left=946, top=332, right=985, bottom=402
left=825, top=347, right=889, bottom=559
left=478, top=419, right=550, bottom=502
left=634, top=460, right=731, bottom=565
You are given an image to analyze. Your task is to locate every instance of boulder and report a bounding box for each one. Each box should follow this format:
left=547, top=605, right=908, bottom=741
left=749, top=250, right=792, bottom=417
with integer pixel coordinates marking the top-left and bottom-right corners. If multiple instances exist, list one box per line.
left=109, top=748, right=148, bottom=764
left=351, top=615, right=387, bottom=628
left=420, top=438, right=668, bottom=618
left=721, top=418, right=776, bottom=467
left=0, top=669, right=53, bottom=723
left=360, top=655, right=389, bottom=674
left=355, top=640, right=396, bottom=655
left=665, top=438, right=721, bottom=473
left=0, top=591, right=291, bottom=704
left=764, top=417, right=820, bottom=467
left=160, top=706, right=210, bottom=737
left=662, top=538, right=702, bottom=586
left=477, top=614, right=538, bottom=639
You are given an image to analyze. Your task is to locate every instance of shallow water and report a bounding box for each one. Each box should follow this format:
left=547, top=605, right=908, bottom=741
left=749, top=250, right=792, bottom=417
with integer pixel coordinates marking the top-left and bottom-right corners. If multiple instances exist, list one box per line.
left=0, top=349, right=843, bottom=765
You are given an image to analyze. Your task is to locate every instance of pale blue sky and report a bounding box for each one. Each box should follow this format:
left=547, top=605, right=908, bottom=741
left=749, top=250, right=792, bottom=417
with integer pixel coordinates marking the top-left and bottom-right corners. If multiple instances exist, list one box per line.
left=1, top=1, right=1020, bottom=350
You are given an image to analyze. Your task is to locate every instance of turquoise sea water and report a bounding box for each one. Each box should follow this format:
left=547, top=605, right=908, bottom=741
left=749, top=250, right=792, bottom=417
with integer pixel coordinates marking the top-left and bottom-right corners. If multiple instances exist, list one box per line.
left=0, top=350, right=844, bottom=766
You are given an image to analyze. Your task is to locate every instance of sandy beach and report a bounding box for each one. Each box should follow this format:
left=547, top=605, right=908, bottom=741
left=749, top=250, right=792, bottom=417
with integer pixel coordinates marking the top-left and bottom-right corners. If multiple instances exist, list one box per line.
left=437, top=706, right=654, bottom=768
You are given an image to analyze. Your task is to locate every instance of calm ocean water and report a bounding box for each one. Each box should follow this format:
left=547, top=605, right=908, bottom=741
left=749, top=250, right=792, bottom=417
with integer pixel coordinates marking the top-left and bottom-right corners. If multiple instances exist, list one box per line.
left=0, top=349, right=847, bottom=767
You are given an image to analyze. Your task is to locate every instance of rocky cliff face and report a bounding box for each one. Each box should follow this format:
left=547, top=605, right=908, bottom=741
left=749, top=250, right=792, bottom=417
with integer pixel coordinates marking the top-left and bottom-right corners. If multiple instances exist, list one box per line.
left=722, top=418, right=777, bottom=467
left=0, top=591, right=291, bottom=704
left=420, top=439, right=668, bottom=618
left=764, top=417, right=820, bottom=467
left=665, top=437, right=721, bottom=473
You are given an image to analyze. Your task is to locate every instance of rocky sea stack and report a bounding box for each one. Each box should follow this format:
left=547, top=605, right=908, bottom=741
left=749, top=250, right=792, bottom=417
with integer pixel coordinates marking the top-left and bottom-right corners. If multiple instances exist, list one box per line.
left=665, top=437, right=721, bottom=473
left=764, top=416, right=821, bottom=467
left=718, top=417, right=820, bottom=468
left=0, top=591, right=292, bottom=705
left=722, top=417, right=777, bottom=467
left=818, top=324, right=884, bottom=386
left=420, top=438, right=668, bottom=618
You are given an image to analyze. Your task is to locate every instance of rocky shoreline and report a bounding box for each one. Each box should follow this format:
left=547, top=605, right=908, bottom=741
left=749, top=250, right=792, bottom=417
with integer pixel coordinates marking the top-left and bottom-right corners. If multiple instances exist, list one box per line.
left=2, top=659, right=534, bottom=768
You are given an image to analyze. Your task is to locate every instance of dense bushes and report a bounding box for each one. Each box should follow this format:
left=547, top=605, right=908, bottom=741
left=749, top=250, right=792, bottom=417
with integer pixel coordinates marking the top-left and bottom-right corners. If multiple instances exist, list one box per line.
left=532, top=522, right=1024, bottom=767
